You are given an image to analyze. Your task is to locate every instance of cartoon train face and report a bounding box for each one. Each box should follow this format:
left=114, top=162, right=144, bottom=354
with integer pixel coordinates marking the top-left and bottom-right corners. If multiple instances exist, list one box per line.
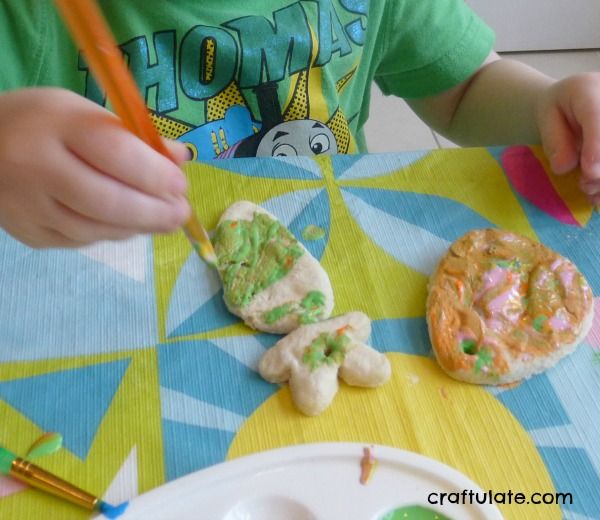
left=255, top=120, right=338, bottom=157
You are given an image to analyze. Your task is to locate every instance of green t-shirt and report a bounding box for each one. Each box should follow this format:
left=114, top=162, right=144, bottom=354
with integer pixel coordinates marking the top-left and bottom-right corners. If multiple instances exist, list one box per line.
left=0, top=0, right=494, bottom=159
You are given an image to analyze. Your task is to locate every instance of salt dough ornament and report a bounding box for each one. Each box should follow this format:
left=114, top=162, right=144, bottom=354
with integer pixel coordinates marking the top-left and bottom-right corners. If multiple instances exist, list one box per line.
left=427, top=228, right=594, bottom=385
left=213, top=201, right=334, bottom=333
left=259, top=312, right=391, bottom=415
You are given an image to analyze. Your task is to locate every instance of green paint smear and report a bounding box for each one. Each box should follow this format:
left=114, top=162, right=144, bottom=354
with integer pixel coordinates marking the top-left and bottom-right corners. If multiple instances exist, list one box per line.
left=299, top=291, right=326, bottom=324
left=460, top=339, right=477, bottom=355
left=214, top=213, right=304, bottom=308
left=263, top=303, right=295, bottom=325
left=380, top=505, right=453, bottom=520
left=303, top=332, right=350, bottom=370
left=474, top=348, right=494, bottom=374
left=593, top=352, right=600, bottom=364
left=495, top=258, right=521, bottom=271
left=263, top=291, right=326, bottom=325
left=0, top=447, right=16, bottom=475
left=532, top=315, right=547, bottom=333
left=301, top=224, right=326, bottom=241
left=26, top=432, right=63, bottom=460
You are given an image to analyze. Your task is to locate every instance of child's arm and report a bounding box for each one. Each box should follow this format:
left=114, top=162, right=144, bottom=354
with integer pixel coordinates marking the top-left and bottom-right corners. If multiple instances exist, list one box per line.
left=0, top=88, right=191, bottom=248
left=407, top=52, right=600, bottom=205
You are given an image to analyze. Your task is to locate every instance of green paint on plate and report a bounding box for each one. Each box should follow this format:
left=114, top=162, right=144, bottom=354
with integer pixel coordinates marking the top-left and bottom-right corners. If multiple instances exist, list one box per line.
left=379, top=505, right=453, bottom=520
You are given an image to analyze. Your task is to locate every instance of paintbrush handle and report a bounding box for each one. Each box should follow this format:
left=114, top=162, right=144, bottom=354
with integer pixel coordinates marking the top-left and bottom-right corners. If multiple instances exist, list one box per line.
left=54, top=0, right=217, bottom=266
left=10, top=458, right=99, bottom=511
left=55, top=0, right=165, bottom=154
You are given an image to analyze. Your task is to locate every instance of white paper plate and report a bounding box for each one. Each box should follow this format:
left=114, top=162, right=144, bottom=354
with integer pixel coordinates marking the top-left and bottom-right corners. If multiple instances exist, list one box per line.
left=115, top=443, right=503, bottom=520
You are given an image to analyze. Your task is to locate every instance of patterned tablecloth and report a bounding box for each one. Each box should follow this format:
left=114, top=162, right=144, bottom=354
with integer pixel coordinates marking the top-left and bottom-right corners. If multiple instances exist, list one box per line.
left=0, top=145, right=598, bottom=520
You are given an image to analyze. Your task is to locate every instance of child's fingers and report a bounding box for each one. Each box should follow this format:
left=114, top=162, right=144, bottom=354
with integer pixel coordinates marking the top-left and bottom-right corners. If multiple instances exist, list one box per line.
left=3, top=219, right=86, bottom=249
left=163, top=138, right=192, bottom=165
left=580, top=181, right=600, bottom=208
left=65, top=120, right=188, bottom=199
left=36, top=228, right=85, bottom=249
left=539, top=105, right=580, bottom=175
left=1, top=201, right=137, bottom=248
left=50, top=200, right=140, bottom=244
left=52, top=153, right=190, bottom=233
left=573, top=100, right=600, bottom=184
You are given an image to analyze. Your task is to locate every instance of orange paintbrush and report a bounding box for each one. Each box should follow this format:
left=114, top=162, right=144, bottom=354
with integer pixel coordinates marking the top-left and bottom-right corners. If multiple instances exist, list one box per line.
left=54, top=0, right=217, bottom=267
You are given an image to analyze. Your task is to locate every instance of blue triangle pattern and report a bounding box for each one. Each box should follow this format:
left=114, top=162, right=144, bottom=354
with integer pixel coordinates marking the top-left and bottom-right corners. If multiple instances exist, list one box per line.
left=343, top=187, right=494, bottom=242
left=199, top=155, right=322, bottom=180
left=341, top=189, right=451, bottom=275
left=333, top=151, right=429, bottom=180
left=0, top=230, right=36, bottom=271
left=496, top=373, right=570, bottom=430
left=166, top=253, right=223, bottom=337
left=0, top=234, right=157, bottom=362
left=331, top=154, right=367, bottom=178
left=169, top=290, right=238, bottom=338
left=0, top=359, right=130, bottom=459
left=370, top=318, right=431, bottom=356
left=158, top=339, right=275, bottom=416
left=538, top=447, right=600, bottom=518
left=254, top=333, right=281, bottom=350
left=261, top=189, right=324, bottom=228
left=162, top=420, right=235, bottom=481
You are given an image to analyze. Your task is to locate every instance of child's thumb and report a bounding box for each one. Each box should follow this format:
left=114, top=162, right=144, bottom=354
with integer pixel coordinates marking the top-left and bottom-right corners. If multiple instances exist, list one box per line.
left=163, top=138, right=192, bottom=166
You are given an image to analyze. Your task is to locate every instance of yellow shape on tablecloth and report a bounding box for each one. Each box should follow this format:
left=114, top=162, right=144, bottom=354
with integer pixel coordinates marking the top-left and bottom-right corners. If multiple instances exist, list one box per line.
left=159, top=321, right=259, bottom=345
left=340, top=148, right=538, bottom=241
left=318, top=156, right=428, bottom=319
left=322, top=183, right=428, bottom=318
left=183, top=162, right=319, bottom=228
left=228, top=353, right=560, bottom=520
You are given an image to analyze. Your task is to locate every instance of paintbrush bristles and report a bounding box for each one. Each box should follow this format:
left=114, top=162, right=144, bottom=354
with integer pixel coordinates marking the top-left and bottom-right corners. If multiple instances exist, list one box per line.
left=200, top=246, right=218, bottom=268
left=183, top=215, right=218, bottom=267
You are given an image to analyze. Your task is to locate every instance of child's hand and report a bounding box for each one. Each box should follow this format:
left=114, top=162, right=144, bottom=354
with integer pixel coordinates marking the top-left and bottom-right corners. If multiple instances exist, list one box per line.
left=536, top=73, right=600, bottom=205
left=0, top=87, right=191, bottom=248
